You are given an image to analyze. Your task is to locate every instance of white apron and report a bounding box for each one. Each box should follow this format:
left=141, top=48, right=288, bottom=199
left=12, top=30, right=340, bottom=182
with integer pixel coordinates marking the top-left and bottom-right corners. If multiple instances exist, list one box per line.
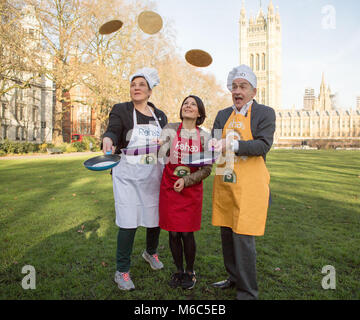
left=112, top=106, right=163, bottom=228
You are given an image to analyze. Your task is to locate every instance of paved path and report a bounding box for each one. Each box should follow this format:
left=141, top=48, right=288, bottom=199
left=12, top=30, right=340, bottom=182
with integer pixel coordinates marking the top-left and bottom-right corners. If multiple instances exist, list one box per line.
left=0, top=152, right=101, bottom=160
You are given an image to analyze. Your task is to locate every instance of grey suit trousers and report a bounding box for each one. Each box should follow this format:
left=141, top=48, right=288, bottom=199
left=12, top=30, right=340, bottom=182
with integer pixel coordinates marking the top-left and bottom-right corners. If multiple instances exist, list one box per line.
left=220, top=227, right=258, bottom=300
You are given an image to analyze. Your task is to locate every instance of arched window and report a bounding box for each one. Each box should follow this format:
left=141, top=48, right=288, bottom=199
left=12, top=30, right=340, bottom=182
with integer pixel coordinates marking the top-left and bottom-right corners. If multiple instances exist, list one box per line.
left=256, top=54, right=260, bottom=71
left=33, top=128, right=38, bottom=141
left=16, top=126, right=21, bottom=140
left=2, top=125, right=8, bottom=139
left=21, top=127, right=26, bottom=140
left=262, top=53, right=266, bottom=70
left=250, top=54, right=254, bottom=70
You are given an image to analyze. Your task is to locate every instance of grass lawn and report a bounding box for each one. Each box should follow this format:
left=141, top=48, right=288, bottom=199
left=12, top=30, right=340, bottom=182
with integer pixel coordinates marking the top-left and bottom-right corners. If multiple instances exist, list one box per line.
left=0, top=150, right=359, bottom=300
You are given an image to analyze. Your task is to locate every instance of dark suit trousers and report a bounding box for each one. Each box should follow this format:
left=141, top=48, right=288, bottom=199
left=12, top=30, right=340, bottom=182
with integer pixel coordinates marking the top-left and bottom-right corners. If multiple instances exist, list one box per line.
left=220, top=227, right=258, bottom=300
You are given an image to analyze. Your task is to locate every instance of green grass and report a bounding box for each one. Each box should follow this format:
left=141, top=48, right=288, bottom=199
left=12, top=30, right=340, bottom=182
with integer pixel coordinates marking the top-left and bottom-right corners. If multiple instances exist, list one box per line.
left=0, top=150, right=359, bottom=300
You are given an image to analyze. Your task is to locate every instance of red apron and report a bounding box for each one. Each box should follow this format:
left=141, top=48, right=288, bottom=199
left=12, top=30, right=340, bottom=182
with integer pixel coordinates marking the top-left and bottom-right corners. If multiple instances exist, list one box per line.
left=159, top=124, right=203, bottom=232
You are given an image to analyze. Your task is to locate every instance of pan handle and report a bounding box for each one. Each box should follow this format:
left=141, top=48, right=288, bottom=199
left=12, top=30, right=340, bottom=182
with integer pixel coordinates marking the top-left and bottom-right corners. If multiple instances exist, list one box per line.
left=106, top=151, right=112, bottom=155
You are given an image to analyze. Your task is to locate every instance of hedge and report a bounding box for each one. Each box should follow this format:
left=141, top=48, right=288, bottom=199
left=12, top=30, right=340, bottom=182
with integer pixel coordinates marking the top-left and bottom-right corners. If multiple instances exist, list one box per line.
left=0, top=137, right=100, bottom=156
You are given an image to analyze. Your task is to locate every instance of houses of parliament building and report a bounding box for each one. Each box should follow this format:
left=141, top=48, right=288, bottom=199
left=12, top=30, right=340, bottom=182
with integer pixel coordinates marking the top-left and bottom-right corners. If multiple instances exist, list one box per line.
left=239, top=0, right=360, bottom=146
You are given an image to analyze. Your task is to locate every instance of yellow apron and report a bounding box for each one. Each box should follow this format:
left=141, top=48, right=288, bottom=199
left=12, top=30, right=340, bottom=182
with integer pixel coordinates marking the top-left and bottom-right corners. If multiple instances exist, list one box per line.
left=212, top=104, right=270, bottom=236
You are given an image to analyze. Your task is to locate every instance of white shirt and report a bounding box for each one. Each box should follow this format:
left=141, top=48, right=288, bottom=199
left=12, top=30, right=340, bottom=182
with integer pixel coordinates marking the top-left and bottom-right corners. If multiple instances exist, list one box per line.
left=231, top=99, right=253, bottom=152
left=232, top=99, right=253, bottom=116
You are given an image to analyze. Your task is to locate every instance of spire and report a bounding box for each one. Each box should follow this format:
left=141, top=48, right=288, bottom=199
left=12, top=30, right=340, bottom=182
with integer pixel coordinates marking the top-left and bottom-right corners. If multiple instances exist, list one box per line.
left=268, top=0, right=275, bottom=14
left=257, top=7, right=265, bottom=23
left=240, top=0, right=246, bottom=19
left=320, top=72, right=326, bottom=91
left=275, top=5, right=280, bottom=22
left=249, top=10, right=254, bottom=24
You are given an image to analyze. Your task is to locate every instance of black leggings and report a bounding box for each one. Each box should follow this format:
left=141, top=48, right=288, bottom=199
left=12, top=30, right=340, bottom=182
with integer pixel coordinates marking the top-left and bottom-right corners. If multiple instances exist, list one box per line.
left=116, top=227, right=160, bottom=272
left=169, top=231, right=196, bottom=273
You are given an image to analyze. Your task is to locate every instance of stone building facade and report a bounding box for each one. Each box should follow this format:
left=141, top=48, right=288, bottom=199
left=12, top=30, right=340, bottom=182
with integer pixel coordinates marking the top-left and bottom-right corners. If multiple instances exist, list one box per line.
left=239, top=0, right=282, bottom=110
left=275, top=74, right=360, bottom=145
left=0, top=79, right=54, bottom=143
left=0, top=5, right=54, bottom=143
left=239, top=1, right=360, bottom=145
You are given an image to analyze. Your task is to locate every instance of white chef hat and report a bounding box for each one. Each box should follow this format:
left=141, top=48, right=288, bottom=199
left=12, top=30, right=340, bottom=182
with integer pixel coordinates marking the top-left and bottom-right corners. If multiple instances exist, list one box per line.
left=129, top=67, right=160, bottom=89
left=227, top=65, right=257, bottom=91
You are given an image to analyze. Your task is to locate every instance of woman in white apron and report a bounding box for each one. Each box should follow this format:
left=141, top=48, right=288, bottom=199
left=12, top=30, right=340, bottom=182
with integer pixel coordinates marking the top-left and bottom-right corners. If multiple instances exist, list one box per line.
left=102, top=68, right=168, bottom=291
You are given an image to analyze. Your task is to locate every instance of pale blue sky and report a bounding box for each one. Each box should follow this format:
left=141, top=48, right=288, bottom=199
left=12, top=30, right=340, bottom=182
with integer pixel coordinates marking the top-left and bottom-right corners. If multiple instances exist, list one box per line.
left=151, top=0, right=360, bottom=110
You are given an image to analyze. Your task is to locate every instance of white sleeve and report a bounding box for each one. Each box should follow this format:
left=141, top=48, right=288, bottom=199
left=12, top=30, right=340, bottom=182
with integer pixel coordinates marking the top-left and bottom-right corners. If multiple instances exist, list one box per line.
left=231, top=140, right=239, bottom=152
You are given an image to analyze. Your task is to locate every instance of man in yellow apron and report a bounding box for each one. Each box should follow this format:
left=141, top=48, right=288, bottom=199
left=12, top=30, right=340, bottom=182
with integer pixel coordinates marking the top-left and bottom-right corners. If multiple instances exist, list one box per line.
left=209, top=65, right=276, bottom=300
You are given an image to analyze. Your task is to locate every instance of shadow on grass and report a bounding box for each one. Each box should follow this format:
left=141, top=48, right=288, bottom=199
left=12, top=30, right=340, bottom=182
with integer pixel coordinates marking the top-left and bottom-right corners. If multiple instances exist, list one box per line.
left=0, top=171, right=237, bottom=300
left=0, top=215, right=236, bottom=300
left=1, top=152, right=359, bottom=300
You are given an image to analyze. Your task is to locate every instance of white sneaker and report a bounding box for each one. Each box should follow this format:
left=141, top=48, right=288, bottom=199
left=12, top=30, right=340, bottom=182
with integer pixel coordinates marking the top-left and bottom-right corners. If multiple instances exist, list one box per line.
left=142, top=250, right=164, bottom=270
left=114, top=271, right=135, bottom=291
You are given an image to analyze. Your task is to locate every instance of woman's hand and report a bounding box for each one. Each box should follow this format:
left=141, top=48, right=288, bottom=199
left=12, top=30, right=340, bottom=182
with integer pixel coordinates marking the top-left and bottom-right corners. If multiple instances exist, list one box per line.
left=102, top=137, right=115, bottom=154
left=152, top=138, right=164, bottom=146
left=174, top=178, right=185, bottom=193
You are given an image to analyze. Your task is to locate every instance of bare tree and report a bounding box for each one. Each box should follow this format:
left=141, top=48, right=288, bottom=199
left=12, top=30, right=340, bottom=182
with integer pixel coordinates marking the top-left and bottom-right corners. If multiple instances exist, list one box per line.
left=153, top=54, right=232, bottom=129
left=24, top=0, right=94, bottom=144
left=2, top=0, right=231, bottom=144
left=76, top=0, right=177, bottom=138
left=0, top=0, right=46, bottom=138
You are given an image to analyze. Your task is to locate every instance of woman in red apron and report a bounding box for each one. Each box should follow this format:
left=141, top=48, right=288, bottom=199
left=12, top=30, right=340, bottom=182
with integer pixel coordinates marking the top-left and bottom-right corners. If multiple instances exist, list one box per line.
left=158, top=95, right=212, bottom=290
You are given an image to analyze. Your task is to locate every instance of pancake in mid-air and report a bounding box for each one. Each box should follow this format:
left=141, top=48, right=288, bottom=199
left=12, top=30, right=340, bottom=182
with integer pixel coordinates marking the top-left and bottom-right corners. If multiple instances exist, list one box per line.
left=99, top=20, right=123, bottom=35
left=185, top=49, right=213, bottom=67
left=138, top=11, right=163, bottom=35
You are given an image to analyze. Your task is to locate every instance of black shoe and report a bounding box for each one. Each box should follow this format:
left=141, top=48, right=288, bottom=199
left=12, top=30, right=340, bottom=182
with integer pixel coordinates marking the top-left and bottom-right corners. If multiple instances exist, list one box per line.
left=211, top=279, right=235, bottom=289
left=181, top=272, right=196, bottom=290
left=169, top=272, right=183, bottom=288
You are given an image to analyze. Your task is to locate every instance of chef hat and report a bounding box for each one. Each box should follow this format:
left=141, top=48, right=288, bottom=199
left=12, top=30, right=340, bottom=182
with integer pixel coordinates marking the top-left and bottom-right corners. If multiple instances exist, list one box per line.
left=130, top=67, right=160, bottom=89
left=227, top=65, right=257, bottom=91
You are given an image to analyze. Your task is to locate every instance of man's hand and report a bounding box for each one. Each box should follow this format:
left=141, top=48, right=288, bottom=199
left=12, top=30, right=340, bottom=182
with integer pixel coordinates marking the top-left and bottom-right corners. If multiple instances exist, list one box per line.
left=102, top=137, right=115, bottom=154
left=174, top=178, right=185, bottom=193
left=208, top=138, right=227, bottom=153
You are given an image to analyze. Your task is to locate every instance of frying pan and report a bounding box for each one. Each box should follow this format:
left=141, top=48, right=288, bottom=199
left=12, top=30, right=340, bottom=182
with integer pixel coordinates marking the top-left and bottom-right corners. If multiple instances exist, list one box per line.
left=182, top=150, right=220, bottom=167
left=83, top=151, right=121, bottom=171
left=121, top=144, right=160, bottom=156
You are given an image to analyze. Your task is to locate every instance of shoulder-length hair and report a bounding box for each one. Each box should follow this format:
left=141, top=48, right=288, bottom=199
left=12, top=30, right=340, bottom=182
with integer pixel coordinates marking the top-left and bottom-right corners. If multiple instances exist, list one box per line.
left=180, top=95, right=206, bottom=126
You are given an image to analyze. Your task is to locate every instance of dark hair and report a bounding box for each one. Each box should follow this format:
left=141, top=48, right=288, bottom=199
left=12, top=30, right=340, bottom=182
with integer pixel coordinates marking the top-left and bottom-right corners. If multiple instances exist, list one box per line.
left=179, top=95, right=206, bottom=126
left=130, top=76, right=151, bottom=90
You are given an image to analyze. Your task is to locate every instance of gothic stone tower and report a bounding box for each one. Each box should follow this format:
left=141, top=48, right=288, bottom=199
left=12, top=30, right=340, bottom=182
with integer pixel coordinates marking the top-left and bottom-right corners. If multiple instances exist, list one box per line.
left=239, top=0, right=282, bottom=110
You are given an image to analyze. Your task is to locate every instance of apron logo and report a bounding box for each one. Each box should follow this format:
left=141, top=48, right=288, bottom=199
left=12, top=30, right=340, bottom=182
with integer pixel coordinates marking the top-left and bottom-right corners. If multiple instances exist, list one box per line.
left=175, top=141, right=199, bottom=153
left=138, top=127, right=160, bottom=137
left=140, top=154, right=156, bottom=165
left=227, top=120, right=245, bottom=130
left=174, top=166, right=190, bottom=177
left=223, top=169, right=237, bottom=184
